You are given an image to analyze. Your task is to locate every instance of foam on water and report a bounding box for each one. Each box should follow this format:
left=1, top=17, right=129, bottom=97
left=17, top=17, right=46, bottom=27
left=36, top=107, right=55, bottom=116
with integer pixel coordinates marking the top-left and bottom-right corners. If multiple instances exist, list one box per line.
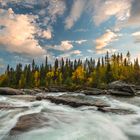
left=0, top=95, right=140, bottom=140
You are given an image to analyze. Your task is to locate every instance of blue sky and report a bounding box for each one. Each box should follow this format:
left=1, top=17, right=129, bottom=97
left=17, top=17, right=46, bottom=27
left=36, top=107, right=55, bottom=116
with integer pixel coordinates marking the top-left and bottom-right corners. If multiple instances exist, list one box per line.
left=0, top=0, right=140, bottom=73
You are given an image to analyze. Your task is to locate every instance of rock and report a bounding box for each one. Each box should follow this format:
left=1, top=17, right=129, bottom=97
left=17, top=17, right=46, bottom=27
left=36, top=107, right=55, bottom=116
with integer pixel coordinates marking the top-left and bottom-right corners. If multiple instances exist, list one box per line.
left=108, top=81, right=135, bottom=94
left=0, top=87, right=24, bottom=95
left=108, top=90, right=135, bottom=96
left=81, top=88, right=106, bottom=95
left=10, top=113, right=49, bottom=135
left=45, top=94, right=110, bottom=108
left=136, top=91, right=140, bottom=96
left=98, top=107, right=135, bottom=115
left=133, top=85, right=140, bottom=91
left=36, top=93, right=46, bottom=101
left=0, top=102, right=28, bottom=110
left=9, top=95, right=36, bottom=102
left=34, top=88, right=42, bottom=93
left=108, top=81, right=135, bottom=96
left=21, top=89, right=37, bottom=95
left=40, top=87, right=49, bottom=92
left=48, top=86, right=68, bottom=92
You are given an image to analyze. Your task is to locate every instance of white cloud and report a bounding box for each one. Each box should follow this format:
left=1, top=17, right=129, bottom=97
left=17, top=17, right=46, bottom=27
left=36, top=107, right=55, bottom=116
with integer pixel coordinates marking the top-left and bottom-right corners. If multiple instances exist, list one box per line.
left=60, top=41, right=73, bottom=51
left=96, top=48, right=117, bottom=55
left=65, top=0, right=132, bottom=28
left=42, top=29, right=52, bottom=39
left=132, top=31, right=140, bottom=36
left=58, top=50, right=81, bottom=59
left=132, top=31, right=140, bottom=43
left=0, top=8, right=46, bottom=56
left=49, top=39, right=87, bottom=51
left=65, top=0, right=86, bottom=29
left=95, top=30, right=118, bottom=50
left=48, top=40, right=73, bottom=51
left=47, top=0, right=66, bottom=23
left=92, top=0, right=131, bottom=26
left=87, top=49, right=94, bottom=53
left=74, top=40, right=87, bottom=44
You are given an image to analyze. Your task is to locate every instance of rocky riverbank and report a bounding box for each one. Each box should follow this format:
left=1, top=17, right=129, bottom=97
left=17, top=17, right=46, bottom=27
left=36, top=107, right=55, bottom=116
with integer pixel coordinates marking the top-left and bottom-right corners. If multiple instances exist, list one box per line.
left=0, top=81, right=139, bottom=96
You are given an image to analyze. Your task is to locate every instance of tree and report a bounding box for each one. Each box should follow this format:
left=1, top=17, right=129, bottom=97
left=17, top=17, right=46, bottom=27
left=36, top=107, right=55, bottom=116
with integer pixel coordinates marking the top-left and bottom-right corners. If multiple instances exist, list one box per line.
left=19, top=74, right=26, bottom=88
left=72, top=66, right=85, bottom=85
left=34, top=71, right=40, bottom=87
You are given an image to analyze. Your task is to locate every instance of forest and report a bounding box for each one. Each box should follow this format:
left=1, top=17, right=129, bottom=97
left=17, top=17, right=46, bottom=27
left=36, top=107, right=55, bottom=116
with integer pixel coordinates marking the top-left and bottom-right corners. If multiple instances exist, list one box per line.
left=0, top=51, right=140, bottom=89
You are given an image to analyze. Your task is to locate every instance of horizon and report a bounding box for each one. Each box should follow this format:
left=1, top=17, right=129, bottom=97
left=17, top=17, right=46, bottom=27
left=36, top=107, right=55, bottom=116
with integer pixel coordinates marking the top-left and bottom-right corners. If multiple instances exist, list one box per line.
left=0, top=0, right=140, bottom=73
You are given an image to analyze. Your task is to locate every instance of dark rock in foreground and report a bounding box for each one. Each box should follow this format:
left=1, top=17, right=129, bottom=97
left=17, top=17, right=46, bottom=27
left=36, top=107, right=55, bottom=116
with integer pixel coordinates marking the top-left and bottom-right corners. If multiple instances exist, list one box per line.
left=10, top=113, right=49, bottom=135
left=43, top=94, right=110, bottom=108
left=0, top=87, right=24, bottom=95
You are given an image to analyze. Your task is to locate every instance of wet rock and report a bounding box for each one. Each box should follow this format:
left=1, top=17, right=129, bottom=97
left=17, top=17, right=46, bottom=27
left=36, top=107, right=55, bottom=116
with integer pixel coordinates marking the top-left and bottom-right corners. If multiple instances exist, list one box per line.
left=81, top=88, right=106, bottom=95
left=21, top=89, right=37, bottom=95
left=34, top=88, right=42, bottom=93
left=136, top=91, right=140, bottom=96
left=108, top=81, right=135, bottom=94
left=36, top=93, right=46, bottom=101
left=45, top=94, right=110, bottom=108
left=10, top=113, right=49, bottom=135
left=40, top=87, right=49, bottom=92
left=0, top=87, right=24, bottom=95
left=0, top=103, right=28, bottom=110
left=48, top=86, right=68, bottom=92
left=108, top=90, right=135, bottom=97
left=98, top=107, right=135, bottom=115
left=108, top=90, right=135, bottom=96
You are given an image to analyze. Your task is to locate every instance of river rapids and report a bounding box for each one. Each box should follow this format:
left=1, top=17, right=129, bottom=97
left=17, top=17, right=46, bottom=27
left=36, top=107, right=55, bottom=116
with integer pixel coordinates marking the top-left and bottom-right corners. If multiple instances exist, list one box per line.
left=0, top=93, right=140, bottom=140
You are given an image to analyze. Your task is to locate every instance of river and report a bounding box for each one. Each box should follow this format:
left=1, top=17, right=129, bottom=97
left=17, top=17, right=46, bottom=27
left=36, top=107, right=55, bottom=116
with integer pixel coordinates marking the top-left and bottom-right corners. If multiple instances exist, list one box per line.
left=0, top=93, right=140, bottom=140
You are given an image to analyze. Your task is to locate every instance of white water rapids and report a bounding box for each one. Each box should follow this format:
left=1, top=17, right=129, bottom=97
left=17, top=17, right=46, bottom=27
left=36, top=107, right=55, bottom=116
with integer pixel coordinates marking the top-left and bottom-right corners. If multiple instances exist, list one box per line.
left=0, top=94, right=140, bottom=140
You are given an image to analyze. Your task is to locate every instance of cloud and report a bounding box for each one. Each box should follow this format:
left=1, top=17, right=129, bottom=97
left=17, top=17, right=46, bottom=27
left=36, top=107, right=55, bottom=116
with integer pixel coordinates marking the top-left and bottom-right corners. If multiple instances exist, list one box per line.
left=74, top=40, right=87, bottom=44
left=132, top=31, right=140, bottom=36
left=65, top=0, right=86, bottom=29
left=91, top=0, right=131, bottom=26
left=60, top=41, right=73, bottom=51
left=96, top=48, right=117, bottom=55
left=48, top=40, right=73, bottom=51
left=127, top=0, right=140, bottom=26
left=65, top=0, right=132, bottom=29
left=0, top=8, right=46, bottom=56
left=132, top=31, right=140, bottom=43
left=57, top=50, right=81, bottom=59
left=95, top=30, right=118, bottom=50
left=49, top=39, right=87, bottom=51
left=47, top=0, right=66, bottom=23
left=41, top=29, right=52, bottom=40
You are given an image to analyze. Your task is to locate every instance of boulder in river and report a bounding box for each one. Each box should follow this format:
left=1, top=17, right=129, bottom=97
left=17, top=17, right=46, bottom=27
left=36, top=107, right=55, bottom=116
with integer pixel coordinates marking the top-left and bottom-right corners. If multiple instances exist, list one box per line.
left=0, top=87, right=24, bottom=95
left=98, top=107, right=135, bottom=115
left=108, top=81, right=135, bottom=96
left=81, top=88, right=106, bottom=95
left=10, top=113, right=49, bottom=135
left=44, top=94, right=110, bottom=108
left=108, top=90, right=135, bottom=96
left=21, top=89, right=38, bottom=95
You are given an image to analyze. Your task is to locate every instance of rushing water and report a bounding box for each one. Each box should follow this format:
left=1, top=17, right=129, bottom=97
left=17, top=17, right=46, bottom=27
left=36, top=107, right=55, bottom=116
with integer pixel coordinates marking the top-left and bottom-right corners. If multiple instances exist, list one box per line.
left=0, top=94, right=140, bottom=140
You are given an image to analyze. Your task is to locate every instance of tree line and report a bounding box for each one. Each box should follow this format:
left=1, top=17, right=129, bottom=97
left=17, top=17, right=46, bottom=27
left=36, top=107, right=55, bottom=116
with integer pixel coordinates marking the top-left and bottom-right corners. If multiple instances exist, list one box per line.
left=0, top=51, right=140, bottom=89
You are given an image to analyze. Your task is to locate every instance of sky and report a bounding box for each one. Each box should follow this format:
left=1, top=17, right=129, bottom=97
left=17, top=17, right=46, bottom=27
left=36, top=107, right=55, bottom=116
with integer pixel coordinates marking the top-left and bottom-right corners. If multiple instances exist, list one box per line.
left=0, top=0, right=140, bottom=73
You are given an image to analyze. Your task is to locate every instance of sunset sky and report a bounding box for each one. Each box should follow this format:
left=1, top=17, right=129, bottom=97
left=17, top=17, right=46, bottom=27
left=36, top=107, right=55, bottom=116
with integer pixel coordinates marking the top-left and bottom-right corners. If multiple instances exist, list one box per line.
left=0, top=0, right=140, bottom=73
